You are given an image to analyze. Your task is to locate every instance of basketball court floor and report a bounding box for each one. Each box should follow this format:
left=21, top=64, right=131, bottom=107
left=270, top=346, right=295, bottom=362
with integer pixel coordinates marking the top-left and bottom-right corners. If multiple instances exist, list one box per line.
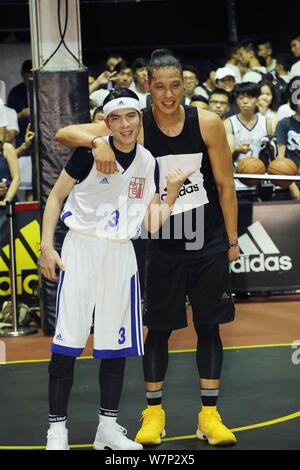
left=0, top=295, right=299, bottom=452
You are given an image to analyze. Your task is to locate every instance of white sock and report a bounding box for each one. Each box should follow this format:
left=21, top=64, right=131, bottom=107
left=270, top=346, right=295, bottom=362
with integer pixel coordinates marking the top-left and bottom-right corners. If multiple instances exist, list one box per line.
left=49, top=420, right=67, bottom=430
left=99, top=414, right=118, bottom=426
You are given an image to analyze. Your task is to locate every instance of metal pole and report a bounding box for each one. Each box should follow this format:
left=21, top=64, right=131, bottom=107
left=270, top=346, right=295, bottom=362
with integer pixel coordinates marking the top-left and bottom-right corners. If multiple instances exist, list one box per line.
left=0, top=201, right=37, bottom=337
left=7, top=201, right=18, bottom=334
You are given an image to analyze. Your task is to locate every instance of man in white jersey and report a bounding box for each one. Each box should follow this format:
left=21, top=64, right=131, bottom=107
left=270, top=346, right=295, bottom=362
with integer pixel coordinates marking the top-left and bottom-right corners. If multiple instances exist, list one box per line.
left=40, top=88, right=192, bottom=451
left=224, top=82, right=272, bottom=191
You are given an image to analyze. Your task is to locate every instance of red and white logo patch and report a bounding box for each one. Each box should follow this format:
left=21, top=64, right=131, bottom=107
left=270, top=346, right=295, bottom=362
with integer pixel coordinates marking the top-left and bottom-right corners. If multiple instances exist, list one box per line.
left=128, top=177, right=145, bottom=199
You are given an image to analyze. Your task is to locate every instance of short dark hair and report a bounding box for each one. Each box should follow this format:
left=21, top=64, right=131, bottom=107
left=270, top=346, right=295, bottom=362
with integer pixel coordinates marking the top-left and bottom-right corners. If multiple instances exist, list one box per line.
left=274, top=53, right=294, bottom=72
left=92, top=106, right=104, bottom=119
left=182, top=64, right=199, bottom=78
left=240, top=41, right=258, bottom=57
left=133, top=57, right=148, bottom=72
left=21, top=59, right=32, bottom=74
left=103, top=88, right=140, bottom=107
left=258, top=40, right=273, bottom=50
left=290, top=34, right=300, bottom=43
left=148, top=48, right=182, bottom=82
left=209, top=88, right=230, bottom=101
left=235, top=82, right=260, bottom=98
left=190, top=95, right=208, bottom=104
left=114, top=60, right=133, bottom=74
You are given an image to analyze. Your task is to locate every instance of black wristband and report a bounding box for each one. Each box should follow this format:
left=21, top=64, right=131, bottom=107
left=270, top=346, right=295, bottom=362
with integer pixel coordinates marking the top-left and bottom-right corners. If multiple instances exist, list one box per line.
left=91, top=136, right=102, bottom=148
left=230, top=242, right=239, bottom=247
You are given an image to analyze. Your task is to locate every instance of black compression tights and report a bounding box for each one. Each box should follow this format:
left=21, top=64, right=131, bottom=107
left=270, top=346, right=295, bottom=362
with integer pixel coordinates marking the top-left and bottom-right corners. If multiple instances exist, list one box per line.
left=195, top=323, right=223, bottom=380
left=143, top=324, right=223, bottom=383
left=143, top=330, right=172, bottom=383
left=48, top=353, right=126, bottom=417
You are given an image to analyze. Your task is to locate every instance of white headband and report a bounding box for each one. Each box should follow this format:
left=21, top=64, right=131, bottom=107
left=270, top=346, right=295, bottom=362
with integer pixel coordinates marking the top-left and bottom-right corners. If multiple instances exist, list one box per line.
left=103, top=97, right=141, bottom=119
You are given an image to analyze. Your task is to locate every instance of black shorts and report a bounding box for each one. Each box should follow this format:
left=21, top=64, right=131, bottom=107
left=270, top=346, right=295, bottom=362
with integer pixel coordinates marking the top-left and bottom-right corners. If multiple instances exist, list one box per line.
left=143, top=246, right=235, bottom=331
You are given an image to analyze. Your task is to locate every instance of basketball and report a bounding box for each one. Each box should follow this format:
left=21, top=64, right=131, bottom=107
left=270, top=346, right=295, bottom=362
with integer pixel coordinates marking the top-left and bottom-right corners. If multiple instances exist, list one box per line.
left=297, top=166, right=300, bottom=176
left=267, top=158, right=297, bottom=187
left=236, top=157, right=266, bottom=186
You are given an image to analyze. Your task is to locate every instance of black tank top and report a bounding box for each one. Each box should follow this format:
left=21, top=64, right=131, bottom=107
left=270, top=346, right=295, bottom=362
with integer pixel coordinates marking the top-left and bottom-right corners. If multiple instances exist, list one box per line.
left=142, top=105, right=229, bottom=256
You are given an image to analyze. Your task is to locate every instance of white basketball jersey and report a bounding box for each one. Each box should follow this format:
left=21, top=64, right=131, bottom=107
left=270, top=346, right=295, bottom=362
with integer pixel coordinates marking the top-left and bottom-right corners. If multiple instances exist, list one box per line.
left=229, top=114, right=268, bottom=167
left=61, top=137, right=156, bottom=240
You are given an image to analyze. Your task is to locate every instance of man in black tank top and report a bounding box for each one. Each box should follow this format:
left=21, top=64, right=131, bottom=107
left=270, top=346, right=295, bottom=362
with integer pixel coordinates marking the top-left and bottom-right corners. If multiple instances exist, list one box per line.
left=56, top=51, right=239, bottom=447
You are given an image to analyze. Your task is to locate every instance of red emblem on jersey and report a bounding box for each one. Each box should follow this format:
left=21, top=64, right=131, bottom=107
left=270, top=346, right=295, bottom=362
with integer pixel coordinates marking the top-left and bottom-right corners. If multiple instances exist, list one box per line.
left=128, top=177, right=145, bottom=199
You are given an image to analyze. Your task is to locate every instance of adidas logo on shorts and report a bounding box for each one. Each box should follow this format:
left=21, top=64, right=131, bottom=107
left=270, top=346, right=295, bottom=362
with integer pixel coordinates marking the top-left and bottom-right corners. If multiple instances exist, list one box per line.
left=221, top=292, right=230, bottom=299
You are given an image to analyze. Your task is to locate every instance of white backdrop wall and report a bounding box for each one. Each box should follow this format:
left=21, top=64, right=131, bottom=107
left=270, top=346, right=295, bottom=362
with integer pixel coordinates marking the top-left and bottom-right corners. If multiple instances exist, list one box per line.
left=0, top=43, right=32, bottom=103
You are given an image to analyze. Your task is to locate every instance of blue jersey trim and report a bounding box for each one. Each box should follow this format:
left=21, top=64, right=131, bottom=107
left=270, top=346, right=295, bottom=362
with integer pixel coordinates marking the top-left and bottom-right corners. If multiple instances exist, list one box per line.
left=61, top=210, right=72, bottom=222
left=51, top=343, right=84, bottom=357
left=55, top=271, right=65, bottom=321
left=136, top=274, right=143, bottom=355
left=130, top=273, right=138, bottom=354
left=93, top=347, right=142, bottom=359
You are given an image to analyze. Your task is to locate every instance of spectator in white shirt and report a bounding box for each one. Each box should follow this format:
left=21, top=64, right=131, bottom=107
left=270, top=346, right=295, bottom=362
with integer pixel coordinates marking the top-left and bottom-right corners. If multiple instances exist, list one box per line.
left=239, top=42, right=267, bottom=83
left=258, top=41, right=276, bottom=75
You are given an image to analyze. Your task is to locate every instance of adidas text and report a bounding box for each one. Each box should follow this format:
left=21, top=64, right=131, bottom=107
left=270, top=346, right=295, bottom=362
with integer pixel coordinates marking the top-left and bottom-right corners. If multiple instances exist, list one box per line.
left=230, top=254, right=292, bottom=273
left=161, top=183, right=199, bottom=200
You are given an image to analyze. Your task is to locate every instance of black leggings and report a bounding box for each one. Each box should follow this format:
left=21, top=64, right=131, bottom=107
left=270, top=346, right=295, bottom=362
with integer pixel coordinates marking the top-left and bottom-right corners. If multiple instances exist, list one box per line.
left=48, top=354, right=126, bottom=417
left=143, top=324, right=223, bottom=383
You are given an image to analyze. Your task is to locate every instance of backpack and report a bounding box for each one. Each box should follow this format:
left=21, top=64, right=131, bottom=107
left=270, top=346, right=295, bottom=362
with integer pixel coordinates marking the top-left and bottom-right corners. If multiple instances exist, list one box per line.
left=0, top=301, right=31, bottom=331
left=251, top=68, right=274, bottom=82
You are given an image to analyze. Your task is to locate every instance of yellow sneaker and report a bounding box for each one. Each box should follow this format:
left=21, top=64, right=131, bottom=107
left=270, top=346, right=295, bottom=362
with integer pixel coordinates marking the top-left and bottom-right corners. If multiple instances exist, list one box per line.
left=196, top=406, right=237, bottom=446
left=135, top=405, right=166, bottom=445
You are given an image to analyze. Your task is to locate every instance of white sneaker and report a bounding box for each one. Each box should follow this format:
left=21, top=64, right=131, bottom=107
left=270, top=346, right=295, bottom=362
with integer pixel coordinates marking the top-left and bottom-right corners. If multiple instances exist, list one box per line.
left=46, top=426, right=70, bottom=450
left=93, top=423, right=143, bottom=450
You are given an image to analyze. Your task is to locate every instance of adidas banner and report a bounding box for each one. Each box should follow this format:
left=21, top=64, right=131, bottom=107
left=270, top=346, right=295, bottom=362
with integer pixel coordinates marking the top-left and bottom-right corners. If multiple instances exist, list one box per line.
left=231, top=200, right=300, bottom=293
left=0, top=202, right=41, bottom=305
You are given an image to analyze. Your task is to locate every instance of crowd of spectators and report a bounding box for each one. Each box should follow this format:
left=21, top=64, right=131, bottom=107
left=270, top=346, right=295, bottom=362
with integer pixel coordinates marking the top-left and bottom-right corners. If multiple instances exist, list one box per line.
left=87, top=36, right=300, bottom=199
left=0, top=59, right=35, bottom=204
left=1, top=34, right=300, bottom=204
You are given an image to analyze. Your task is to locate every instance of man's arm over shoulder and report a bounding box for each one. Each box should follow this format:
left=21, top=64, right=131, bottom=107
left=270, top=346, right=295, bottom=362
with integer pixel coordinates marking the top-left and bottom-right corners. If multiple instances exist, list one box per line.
left=55, top=119, right=144, bottom=175
left=55, top=120, right=119, bottom=174
left=55, top=120, right=110, bottom=148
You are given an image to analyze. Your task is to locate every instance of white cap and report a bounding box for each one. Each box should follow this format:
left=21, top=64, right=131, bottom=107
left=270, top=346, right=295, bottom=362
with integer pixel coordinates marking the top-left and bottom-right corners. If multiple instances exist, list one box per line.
left=215, top=67, right=236, bottom=81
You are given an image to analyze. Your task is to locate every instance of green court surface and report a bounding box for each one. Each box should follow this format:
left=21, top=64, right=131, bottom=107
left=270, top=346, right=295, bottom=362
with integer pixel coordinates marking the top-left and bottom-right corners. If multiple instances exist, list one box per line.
left=0, top=345, right=299, bottom=451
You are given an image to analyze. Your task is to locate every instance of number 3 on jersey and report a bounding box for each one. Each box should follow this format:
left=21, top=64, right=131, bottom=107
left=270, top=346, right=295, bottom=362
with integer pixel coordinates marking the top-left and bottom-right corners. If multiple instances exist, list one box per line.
left=118, top=327, right=126, bottom=345
left=108, top=209, right=119, bottom=227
